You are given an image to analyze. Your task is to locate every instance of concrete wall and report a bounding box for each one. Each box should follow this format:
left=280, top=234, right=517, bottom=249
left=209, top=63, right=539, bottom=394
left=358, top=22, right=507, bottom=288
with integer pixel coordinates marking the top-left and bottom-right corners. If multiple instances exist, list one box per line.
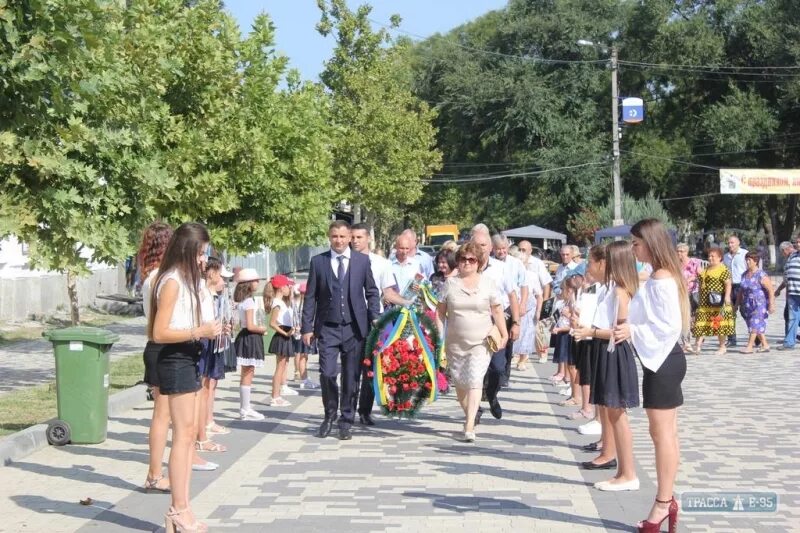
left=0, top=266, right=125, bottom=322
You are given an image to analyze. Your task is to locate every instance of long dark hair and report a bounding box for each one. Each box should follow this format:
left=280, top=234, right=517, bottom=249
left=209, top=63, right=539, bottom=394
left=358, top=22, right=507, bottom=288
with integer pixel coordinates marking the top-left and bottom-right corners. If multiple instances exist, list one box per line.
left=147, top=222, right=210, bottom=339
left=137, top=222, right=173, bottom=280
left=605, top=241, right=639, bottom=299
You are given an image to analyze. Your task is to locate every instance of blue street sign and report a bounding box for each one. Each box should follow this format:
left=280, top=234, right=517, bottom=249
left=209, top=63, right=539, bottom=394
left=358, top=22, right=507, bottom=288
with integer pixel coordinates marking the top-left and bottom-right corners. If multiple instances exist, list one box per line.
left=622, top=97, right=644, bottom=124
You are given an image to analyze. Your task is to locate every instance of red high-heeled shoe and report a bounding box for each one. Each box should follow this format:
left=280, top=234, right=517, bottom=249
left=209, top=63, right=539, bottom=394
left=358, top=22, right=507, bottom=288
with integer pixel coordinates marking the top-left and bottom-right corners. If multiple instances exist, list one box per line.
left=637, top=497, right=678, bottom=533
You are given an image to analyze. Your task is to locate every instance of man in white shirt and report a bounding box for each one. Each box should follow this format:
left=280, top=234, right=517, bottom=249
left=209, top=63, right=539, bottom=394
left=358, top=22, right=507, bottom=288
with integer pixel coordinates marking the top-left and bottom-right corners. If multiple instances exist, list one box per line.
left=351, top=223, right=409, bottom=426
left=518, top=240, right=553, bottom=301
left=724, top=235, right=748, bottom=347
left=399, top=228, right=434, bottom=278
left=471, top=227, right=520, bottom=421
left=553, top=245, right=580, bottom=296
left=492, top=234, right=528, bottom=386
left=390, top=234, right=425, bottom=296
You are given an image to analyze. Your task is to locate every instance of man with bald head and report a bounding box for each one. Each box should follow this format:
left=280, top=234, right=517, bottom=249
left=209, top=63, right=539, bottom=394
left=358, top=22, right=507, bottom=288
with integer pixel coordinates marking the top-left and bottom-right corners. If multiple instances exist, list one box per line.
left=390, top=233, right=425, bottom=296
left=518, top=240, right=552, bottom=301
left=400, top=228, right=434, bottom=278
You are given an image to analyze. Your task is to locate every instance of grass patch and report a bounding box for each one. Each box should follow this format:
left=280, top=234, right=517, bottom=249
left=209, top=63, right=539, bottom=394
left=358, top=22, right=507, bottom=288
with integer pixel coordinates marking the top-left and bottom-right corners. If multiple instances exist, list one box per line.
left=0, top=352, right=144, bottom=437
left=0, top=310, right=127, bottom=346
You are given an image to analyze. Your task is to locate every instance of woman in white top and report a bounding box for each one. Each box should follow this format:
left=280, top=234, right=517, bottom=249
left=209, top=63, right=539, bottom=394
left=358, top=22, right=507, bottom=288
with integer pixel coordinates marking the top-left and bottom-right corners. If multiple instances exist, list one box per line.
left=138, top=222, right=173, bottom=494
left=149, top=222, right=221, bottom=533
left=614, top=219, right=688, bottom=533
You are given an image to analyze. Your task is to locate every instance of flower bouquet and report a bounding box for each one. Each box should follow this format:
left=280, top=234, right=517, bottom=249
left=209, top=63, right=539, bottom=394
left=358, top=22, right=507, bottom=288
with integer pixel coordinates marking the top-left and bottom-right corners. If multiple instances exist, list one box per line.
left=365, top=305, right=442, bottom=418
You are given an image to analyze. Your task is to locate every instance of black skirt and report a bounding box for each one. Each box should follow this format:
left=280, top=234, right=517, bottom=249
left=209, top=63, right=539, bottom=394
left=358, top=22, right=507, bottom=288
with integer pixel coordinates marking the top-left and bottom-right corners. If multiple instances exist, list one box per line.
left=142, top=341, right=164, bottom=387
left=576, top=340, right=592, bottom=385
left=157, top=341, right=202, bottom=395
left=642, top=343, right=686, bottom=409
left=235, top=329, right=265, bottom=367
left=268, top=325, right=295, bottom=357
left=567, top=337, right=579, bottom=366
left=586, top=338, right=608, bottom=392
left=590, top=340, right=639, bottom=409
left=552, top=332, right=571, bottom=364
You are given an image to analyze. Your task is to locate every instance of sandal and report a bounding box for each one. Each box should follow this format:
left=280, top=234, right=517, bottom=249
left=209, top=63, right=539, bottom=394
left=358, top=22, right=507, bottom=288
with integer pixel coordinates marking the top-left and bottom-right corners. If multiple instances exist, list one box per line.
left=559, top=398, right=580, bottom=407
left=195, top=439, right=227, bottom=452
left=741, top=348, right=755, bottom=354
left=569, top=409, right=594, bottom=420
left=206, top=422, right=230, bottom=435
left=270, top=396, right=291, bottom=407
left=144, top=474, right=171, bottom=493
left=714, top=348, right=727, bottom=356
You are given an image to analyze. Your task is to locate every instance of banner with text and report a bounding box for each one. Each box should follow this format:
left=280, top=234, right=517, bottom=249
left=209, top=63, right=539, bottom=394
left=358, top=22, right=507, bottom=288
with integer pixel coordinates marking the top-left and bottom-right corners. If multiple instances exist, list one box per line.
left=720, top=168, right=800, bottom=194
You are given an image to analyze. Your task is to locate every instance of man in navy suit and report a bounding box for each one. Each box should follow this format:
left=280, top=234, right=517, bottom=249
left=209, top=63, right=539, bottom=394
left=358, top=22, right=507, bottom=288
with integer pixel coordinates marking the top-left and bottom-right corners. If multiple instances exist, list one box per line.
left=302, top=220, right=380, bottom=440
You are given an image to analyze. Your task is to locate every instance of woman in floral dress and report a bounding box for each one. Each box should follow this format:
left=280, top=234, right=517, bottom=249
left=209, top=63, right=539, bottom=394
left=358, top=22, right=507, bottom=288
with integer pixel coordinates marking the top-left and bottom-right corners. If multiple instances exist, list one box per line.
left=692, top=247, right=734, bottom=355
left=736, top=251, right=775, bottom=353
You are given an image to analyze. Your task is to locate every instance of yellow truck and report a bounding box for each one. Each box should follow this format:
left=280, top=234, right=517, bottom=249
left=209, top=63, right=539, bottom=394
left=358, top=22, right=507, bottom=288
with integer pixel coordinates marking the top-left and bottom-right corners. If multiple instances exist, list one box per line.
left=424, top=224, right=459, bottom=248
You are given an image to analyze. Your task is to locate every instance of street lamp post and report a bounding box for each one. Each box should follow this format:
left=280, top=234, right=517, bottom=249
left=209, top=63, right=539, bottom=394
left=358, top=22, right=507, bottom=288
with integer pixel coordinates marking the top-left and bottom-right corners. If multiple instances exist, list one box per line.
left=578, top=40, right=624, bottom=227
left=610, top=45, right=623, bottom=227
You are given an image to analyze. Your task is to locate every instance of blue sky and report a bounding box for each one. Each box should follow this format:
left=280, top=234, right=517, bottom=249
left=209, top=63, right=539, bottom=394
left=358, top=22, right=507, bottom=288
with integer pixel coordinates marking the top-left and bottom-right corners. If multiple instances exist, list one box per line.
left=224, top=1, right=508, bottom=81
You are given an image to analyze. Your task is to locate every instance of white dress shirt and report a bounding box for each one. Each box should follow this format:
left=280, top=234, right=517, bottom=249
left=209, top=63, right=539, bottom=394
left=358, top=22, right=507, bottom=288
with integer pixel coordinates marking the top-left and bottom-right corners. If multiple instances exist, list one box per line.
left=369, top=252, right=396, bottom=312
left=526, top=256, right=553, bottom=288
left=330, top=247, right=351, bottom=278
left=481, top=257, right=517, bottom=309
left=390, top=255, right=423, bottom=294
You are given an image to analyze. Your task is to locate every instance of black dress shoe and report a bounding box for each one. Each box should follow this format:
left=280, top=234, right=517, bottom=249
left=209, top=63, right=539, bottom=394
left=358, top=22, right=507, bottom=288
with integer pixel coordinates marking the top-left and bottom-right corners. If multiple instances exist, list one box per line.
left=316, top=419, right=334, bottom=438
left=474, top=407, right=483, bottom=426
left=582, top=441, right=602, bottom=452
left=581, top=459, right=617, bottom=470
left=338, top=426, right=352, bottom=440
left=359, top=414, right=375, bottom=426
left=489, top=397, right=502, bottom=419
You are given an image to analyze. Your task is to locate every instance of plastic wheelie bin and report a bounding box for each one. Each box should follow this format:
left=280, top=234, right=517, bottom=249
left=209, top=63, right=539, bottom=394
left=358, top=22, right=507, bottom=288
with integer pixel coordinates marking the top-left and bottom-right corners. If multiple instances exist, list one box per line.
left=42, top=326, right=120, bottom=445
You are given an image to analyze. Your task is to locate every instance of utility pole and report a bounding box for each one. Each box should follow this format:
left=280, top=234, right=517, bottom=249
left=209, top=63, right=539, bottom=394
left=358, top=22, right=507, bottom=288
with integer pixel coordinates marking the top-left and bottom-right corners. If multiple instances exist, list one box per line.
left=610, top=45, right=623, bottom=227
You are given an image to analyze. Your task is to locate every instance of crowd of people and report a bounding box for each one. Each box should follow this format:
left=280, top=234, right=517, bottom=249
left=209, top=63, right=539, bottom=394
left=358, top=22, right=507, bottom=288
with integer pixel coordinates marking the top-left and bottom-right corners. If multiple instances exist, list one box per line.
left=134, top=218, right=800, bottom=532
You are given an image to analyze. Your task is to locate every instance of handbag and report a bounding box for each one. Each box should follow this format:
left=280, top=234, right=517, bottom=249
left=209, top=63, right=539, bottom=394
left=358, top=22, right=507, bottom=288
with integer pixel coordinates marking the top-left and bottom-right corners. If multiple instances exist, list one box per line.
left=540, top=297, right=555, bottom=319
left=486, top=325, right=503, bottom=352
left=708, top=291, right=724, bottom=307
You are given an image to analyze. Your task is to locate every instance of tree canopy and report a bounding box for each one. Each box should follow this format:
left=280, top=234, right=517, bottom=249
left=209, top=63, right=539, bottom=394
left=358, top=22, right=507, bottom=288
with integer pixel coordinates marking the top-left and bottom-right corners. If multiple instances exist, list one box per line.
left=404, top=0, right=800, bottom=245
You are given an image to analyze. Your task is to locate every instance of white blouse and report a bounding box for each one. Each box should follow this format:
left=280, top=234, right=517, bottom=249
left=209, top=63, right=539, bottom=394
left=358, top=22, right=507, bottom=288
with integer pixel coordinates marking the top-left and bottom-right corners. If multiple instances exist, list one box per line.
left=591, top=284, right=615, bottom=330
left=155, top=270, right=200, bottom=331
left=629, top=276, right=682, bottom=372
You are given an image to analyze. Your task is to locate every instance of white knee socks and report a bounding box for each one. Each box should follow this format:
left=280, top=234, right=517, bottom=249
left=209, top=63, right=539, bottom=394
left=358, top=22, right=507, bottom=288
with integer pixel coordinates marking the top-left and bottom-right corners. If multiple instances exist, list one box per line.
left=240, top=386, right=251, bottom=411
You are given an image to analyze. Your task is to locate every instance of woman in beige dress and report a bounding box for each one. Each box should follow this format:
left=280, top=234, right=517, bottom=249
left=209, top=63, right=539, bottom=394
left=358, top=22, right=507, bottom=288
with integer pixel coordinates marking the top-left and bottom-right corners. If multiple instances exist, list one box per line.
left=437, top=242, right=508, bottom=442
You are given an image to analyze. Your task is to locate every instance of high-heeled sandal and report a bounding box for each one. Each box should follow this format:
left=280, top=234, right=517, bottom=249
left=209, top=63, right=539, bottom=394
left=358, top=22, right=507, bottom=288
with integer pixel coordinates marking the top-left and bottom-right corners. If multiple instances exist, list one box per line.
left=144, top=474, right=170, bottom=493
left=164, top=506, right=207, bottom=533
left=636, top=497, right=678, bottom=533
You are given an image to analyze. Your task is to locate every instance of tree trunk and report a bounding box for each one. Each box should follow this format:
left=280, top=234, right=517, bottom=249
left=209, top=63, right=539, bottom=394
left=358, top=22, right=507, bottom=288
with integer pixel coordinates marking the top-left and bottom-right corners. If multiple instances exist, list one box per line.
left=66, top=271, right=80, bottom=325
left=784, top=195, right=799, bottom=241
left=353, top=203, right=362, bottom=224
left=761, top=198, right=777, bottom=267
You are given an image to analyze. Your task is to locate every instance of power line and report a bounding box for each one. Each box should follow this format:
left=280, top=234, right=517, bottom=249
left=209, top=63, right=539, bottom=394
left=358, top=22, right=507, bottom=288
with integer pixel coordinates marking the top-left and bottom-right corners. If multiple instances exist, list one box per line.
left=618, top=59, right=800, bottom=74
left=423, top=161, right=608, bottom=183
left=620, top=150, right=720, bottom=170
left=658, top=192, right=721, bottom=202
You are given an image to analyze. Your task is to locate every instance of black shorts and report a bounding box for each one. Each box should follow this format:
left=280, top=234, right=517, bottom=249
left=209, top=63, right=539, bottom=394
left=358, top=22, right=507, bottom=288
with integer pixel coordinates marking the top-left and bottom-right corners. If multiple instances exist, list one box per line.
left=157, top=341, right=202, bottom=395
left=642, top=343, right=686, bottom=409
left=142, top=341, right=163, bottom=387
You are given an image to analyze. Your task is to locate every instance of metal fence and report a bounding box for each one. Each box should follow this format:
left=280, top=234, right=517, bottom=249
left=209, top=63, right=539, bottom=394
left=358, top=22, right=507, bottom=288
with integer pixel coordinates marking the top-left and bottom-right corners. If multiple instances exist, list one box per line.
left=227, top=245, right=327, bottom=279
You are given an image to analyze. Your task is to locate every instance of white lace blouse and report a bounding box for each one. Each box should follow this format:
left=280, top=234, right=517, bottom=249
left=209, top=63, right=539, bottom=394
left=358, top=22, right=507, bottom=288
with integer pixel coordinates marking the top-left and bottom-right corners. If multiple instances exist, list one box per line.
left=629, top=276, right=682, bottom=372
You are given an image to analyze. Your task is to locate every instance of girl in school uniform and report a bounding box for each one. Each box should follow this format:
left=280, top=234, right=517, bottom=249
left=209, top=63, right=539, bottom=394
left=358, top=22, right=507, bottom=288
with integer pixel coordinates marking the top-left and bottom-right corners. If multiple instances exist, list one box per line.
left=575, top=241, right=640, bottom=491
left=550, top=278, right=574, bottom=387
left=233, top=268, right=267, bottom=421
left=149, top=222, right=221, bottom=533
left=264, top=274, right=297, bottom=406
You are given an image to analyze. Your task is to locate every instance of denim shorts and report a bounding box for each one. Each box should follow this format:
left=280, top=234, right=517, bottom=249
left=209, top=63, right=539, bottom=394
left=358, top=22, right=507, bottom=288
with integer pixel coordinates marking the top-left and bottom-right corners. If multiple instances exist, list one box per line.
left=157, top=341, right=202, bottom=395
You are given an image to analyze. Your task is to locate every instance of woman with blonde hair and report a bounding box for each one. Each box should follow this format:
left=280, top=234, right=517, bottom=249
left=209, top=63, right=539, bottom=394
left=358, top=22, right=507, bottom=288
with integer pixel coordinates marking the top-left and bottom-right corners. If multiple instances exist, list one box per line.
left=614, top=219, right=688, bottom=533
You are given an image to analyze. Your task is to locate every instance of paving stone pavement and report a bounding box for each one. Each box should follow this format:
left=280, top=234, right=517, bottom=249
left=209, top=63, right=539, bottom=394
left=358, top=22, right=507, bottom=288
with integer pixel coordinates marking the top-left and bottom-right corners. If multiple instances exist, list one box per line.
left=1, top=286, right=799, bottom=532
left=0, top=317, right=148, bottom=396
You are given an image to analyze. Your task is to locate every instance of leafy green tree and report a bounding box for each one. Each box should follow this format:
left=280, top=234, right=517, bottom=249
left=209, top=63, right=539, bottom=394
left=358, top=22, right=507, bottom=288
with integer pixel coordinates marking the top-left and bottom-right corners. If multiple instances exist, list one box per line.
left=316, top=0, right=441, bottom=242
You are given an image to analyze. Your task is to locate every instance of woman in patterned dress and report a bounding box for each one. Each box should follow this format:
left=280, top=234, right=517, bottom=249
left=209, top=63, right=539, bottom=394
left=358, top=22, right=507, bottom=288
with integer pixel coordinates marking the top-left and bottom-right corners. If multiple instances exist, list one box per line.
left=437, top=242, right=508, bottom=442
left=692, top=247, right=734, bottom=355
left=736, top=251, right=775, bottom=353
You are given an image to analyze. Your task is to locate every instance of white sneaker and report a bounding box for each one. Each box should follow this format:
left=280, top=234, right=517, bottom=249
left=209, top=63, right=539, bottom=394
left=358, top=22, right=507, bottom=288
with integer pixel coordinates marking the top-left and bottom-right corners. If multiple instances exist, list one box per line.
left=300, top=379, right=320, bottom=390
left=280, top=385, right=299, bottom=396
left=270, top=396, right=291, bottom=407
left=240, top=408, right=265, bottom=420
left=537, top=356, right=548, bottom=364
left=559, top=385, right=573, bottom=396
left=192, top=461, right=218, bottom=471
left=578, top=419, right=602, bottom=435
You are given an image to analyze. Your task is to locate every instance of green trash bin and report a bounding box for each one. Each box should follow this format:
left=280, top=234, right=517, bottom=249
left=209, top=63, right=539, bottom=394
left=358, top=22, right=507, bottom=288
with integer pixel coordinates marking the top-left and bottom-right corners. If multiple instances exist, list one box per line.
left=42, top=326, right=120, bottom=445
